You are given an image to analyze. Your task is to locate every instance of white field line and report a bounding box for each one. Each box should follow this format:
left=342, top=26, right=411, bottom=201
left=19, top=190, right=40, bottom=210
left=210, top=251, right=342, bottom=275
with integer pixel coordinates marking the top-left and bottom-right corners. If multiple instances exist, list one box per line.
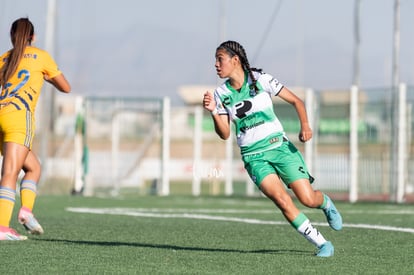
left=66, top=207, right=414, bottom=234
left=67, top=207, right=414, bottom=215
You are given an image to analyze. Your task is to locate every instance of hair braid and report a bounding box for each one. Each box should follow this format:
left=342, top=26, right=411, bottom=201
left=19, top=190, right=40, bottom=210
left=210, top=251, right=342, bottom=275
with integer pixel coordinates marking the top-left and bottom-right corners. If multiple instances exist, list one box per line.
left=217, top=40, right=262, bottom=94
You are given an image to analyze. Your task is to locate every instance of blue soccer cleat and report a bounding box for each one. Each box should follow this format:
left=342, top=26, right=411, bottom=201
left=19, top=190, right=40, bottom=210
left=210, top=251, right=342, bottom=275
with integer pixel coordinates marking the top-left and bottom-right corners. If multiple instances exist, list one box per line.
left=323, top=196, right=343, bottom=231
left=316, top=241, right=334, bottom=257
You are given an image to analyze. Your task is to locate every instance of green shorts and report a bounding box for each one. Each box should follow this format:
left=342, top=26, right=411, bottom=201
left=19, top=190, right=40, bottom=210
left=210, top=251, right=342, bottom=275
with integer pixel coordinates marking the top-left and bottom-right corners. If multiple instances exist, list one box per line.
left=242, top=140, right=314, bottom=188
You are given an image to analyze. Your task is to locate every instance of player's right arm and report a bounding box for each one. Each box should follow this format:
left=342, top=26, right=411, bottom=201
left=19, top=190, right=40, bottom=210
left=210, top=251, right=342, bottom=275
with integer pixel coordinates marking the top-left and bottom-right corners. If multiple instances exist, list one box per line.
left=203, top=91, right=230, bottom=140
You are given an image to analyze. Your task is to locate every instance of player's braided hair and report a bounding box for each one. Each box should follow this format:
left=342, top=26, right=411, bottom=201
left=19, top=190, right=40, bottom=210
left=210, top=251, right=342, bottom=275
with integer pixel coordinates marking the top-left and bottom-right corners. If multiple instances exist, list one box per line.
left=217, top=40, right=262, bottom=94
left=0, top=18, right=34, bottom=87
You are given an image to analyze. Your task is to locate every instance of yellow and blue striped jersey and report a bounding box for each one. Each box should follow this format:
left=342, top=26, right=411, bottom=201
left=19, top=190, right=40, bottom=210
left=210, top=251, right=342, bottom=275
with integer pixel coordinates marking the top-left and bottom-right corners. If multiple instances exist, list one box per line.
left=0, top=46, right=62, bottom=113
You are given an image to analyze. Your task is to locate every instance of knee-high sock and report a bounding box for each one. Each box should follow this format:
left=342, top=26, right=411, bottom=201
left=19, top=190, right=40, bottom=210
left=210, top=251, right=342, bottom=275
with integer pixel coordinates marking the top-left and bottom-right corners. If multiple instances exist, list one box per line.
left=318, top=193, right=331, bottom=209
left=291, top=212, right=327, bottom=248
left=20, top=180, right=37, bottom=211
left=0, top=187, right=16, bottom=227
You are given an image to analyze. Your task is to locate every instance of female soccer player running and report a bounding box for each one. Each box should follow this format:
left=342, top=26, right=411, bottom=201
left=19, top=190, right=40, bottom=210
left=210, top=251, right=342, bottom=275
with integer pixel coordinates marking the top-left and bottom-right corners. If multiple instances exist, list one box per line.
left=203, top=40, right=342, bottom=257
left=0, top=18, right=71, bottom=240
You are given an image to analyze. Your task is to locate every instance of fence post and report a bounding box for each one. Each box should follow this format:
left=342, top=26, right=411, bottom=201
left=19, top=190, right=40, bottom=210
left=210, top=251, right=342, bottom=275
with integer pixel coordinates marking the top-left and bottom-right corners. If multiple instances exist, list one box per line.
left=73, top=96, right=86, bottom=195
left=160, top=97, right=171, bottom=196
left=305, top=88, right=315, bottom=173
left=192, top=106, right=203, bottom=196
left=396, top=83, right=407, bottom=203
left=349, top=85, right=359, bottom=203
left=225, top=132, right=233, bottom=196
left=111, top=110, right=120, bottom=196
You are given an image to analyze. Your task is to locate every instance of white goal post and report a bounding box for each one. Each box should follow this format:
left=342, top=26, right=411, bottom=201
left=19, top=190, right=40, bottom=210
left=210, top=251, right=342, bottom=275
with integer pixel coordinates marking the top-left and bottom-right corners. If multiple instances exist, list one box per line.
left=74, top=96, right=169, bottom=196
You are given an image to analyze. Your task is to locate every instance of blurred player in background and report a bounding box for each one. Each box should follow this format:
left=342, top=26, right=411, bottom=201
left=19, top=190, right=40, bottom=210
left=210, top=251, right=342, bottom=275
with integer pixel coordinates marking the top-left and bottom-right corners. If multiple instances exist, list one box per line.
left=0, top=17, right=71, bottom=240
left=203, top=40, right=342, bottom=257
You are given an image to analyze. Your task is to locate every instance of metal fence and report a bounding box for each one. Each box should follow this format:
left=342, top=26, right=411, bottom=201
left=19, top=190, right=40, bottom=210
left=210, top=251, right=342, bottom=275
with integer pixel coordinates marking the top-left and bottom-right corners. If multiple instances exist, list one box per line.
left=34, top=85, right=414, bottom=203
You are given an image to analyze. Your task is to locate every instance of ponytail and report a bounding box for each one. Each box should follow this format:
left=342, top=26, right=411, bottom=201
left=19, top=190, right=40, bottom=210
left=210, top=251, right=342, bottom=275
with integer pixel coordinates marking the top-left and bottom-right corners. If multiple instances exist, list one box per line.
left=0, top=18, right=34, bottom=87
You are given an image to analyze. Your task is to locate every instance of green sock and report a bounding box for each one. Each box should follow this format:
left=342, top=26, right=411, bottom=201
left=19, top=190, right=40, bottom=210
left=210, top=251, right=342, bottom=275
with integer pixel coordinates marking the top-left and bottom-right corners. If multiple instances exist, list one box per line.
left=319, top=194, right=330, bottom=209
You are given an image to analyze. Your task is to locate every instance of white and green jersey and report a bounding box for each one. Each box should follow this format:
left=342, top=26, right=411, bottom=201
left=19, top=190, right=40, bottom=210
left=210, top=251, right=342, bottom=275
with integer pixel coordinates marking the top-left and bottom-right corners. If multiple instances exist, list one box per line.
left=214, top=71, right=285, bottom=156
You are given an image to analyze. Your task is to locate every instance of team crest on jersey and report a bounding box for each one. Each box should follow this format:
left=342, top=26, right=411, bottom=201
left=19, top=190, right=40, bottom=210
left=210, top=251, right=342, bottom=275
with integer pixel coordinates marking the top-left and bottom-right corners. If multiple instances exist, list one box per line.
left=249, top=84, right=257, bottom=97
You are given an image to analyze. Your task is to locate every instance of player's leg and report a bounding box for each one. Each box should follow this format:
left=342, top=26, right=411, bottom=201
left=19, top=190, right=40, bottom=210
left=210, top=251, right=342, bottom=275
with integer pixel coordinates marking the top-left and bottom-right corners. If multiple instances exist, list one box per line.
left=275, top=141, right=343, bottom=231
left=259, top=174, right=333, bottom=257
left=20, top=151, right=41, bottom=210
left=0, top=142, right=29, bottom=240
left=18, top=151, right=43, bottom=235
left=290, top=179, right=343, bottom=231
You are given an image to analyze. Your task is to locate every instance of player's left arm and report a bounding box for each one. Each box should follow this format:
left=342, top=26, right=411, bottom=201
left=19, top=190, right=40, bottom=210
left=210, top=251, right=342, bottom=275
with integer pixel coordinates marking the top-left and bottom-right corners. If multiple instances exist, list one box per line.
left=42, top=50, right=71, bottom=93
left=44, top=73, right=71, bottom=93
left=278, top=87, right=312, bottom=142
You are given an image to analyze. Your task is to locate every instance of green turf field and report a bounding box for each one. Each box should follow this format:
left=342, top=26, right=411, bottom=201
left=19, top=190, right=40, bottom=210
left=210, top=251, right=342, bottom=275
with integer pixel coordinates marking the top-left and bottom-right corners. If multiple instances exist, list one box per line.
left=1, top=195, right=413, bottom=274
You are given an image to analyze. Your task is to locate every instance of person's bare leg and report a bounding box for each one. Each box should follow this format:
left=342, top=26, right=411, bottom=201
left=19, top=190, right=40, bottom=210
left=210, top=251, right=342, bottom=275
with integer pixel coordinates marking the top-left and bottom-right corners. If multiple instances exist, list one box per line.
left=0, top=142, right=29, bottom=240
left=259, top=174, right=333, bottom=256
left=290, top=179, right=343, bottom=231
left=18, top=150, right=44, bottom=234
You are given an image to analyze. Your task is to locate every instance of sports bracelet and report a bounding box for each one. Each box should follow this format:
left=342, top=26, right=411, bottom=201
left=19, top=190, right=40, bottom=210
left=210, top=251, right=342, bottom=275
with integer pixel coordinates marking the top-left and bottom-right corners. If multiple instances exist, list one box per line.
left=211, top=108, right=218, bottom=115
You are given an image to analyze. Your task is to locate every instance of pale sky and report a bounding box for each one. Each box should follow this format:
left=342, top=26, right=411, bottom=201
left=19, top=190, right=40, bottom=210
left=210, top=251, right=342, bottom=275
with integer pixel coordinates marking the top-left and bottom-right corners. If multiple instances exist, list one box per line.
left=1, top=0, right=413, bottom=105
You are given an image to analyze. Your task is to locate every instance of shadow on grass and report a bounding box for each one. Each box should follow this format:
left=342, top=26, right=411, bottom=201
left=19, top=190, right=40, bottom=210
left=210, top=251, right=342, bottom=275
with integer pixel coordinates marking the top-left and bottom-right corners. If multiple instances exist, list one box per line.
left=37, top=238, right=309, bottom=255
